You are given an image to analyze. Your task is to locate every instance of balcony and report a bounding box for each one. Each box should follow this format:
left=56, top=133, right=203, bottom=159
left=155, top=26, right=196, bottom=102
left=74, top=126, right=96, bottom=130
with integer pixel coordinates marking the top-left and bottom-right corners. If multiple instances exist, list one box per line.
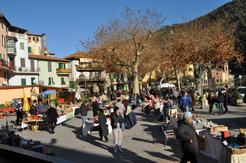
left=0, top=59, right=12, bottom=71
left=79, top=74, right=106, bottom=82
left=56, top=68, right=71, bottom=73
left=7, top=47, right=16, bottom=55
left=10, top=66, right=40, bottom=73
left=76, top=64, right=103, bottom=72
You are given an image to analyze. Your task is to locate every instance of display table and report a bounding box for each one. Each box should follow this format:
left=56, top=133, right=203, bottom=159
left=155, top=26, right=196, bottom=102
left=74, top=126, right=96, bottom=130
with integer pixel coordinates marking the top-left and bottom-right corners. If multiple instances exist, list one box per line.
left=83, top=118, right=112, bottom=137
left=56, top=107, right=78, bottom=124
left=21, top=120, right=43, bottom=132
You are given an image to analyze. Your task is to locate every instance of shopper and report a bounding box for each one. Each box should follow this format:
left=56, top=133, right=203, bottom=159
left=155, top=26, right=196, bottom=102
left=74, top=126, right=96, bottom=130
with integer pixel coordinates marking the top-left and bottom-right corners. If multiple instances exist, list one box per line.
left=29, top=100, right=37, bottom=115
left=92, top=97, right=99, bottom=117
left=173, top=89, right=179, bottom=105
left=180, top=91, right=192, bottom=112
left=97, top=109, right=109, bottom=142
left=115, top=98, right=126, bottom=130
left=81, top=100, right=89, bottom=136
left=223, top=92, right=229, bottom=114
left=207, top=92, right=214, bottom=115
left=37, top=99, right=45, bottom=117
left=217, top=91, right=225, bottom=115
left=15, top=101, right=23, bottom=126
left=111, top=106, right=124, bottom=154
left=177, top=112, right=199, bottom=163
left=46, top=101, right=59, bottom=134
left=102, top=93, right=108, bottom=107
left=164, top=97, right=172, bottom=124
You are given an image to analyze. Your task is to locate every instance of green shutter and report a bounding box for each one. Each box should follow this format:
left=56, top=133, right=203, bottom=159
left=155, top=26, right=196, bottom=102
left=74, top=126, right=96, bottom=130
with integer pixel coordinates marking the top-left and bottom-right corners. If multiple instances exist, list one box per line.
left=48, top=77, right=51, bottom=85
left=31, top=77, right=35, bottom=85
left=0, top=53, right=1, bottom=58
left=21, top=79, right=26, bottom=86
left=28, top=47, right=31, bottom=53
left=113, top=74, right=116, bottom=79
left=59, top=63, right=62, bottom=69
left=63, top=63, right=66, bottom=69
left=61, top=78, right=65, bottom=85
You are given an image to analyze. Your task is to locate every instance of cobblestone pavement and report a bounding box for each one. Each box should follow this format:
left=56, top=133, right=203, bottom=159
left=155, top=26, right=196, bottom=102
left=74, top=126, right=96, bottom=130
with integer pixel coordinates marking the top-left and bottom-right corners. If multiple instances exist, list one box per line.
left=0, top=103, right=245, bottom=163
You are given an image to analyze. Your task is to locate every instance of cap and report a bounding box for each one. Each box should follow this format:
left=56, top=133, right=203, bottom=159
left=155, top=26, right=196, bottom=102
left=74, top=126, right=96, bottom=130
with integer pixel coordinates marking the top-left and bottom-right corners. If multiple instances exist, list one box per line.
left=184, top=112, right=192, bottom=120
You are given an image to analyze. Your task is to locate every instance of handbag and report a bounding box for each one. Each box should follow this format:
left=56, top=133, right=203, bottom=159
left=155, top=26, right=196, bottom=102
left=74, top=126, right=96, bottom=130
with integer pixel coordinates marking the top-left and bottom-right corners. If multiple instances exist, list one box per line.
left=216, top=103, right=219, bottom=110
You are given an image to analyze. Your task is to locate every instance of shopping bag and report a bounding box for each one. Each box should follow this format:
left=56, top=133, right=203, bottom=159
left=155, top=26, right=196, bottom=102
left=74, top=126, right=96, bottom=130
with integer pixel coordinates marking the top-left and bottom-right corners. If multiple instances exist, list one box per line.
left=216, top=103, right=219, bottom=110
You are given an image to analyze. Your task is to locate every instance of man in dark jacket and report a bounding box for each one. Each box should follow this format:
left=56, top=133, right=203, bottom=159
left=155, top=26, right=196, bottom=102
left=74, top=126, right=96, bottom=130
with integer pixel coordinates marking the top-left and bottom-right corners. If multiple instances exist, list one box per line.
left=92, top=97, right=99, bottom=117
left=207, top=92, right=214, bottom=115
left=223, top=92, right=229, bottom=114
left=217, top=91, right=225, bottom=115
left=177, top=112, right=199, bottom=163
left=46, top=102, right=59, bottom=134
left=15, top=102, right=23, bottom=126
left=164, top=97, right=172, bottom=124
left=111, top=106, right=124, bottom=154
left=81, top=100, right=89, bottom=136
left=97, top=109, right=108, bottom=142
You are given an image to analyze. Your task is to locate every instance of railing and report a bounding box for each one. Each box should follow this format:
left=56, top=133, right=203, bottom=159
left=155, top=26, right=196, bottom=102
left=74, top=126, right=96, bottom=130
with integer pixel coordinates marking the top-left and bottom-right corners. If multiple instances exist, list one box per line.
left=12, top=66, right=40, bottom=73
left=79, top=74, right=106, bottom=81
left=0, top=59, right=11, bottom=70
left=7, top=47, right=16, bottom=54
left=8, top=32, right=26, bottom=39
left=56, top=68, right=71, bottom=73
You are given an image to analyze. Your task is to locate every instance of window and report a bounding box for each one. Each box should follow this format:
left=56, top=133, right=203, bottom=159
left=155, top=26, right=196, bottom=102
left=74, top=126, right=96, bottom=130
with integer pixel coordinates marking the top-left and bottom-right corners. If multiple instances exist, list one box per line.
left=58, top=63, right=66, bottom=69
left=0, top=53, right=1, bottom=58
left=1, top=22, right=3, bottom=29
left=28, top=37, right=31, bottom=41
left=20, top=58, right=25, bottom=67
left=7, top=39, right=15, bottom=47
left=113, top=74, right=116, bottom=79
left=48, top=77, right=52, bottom=85
left=48, top=61, right=52, bottom=72
left=31, top=77, right=35, bottom=85
left=21, top=78, right=26, bottom=86
left=61, top=77, right=65, bottom=85
left=20, top=42, right=24, bottom=50
left=2, top=35, right=5, bottom=47
left=28, top=47, right=31, bottom=53
left=33, top=37, right=39, bottom=41
left=30, top=60, right=34, bottom=71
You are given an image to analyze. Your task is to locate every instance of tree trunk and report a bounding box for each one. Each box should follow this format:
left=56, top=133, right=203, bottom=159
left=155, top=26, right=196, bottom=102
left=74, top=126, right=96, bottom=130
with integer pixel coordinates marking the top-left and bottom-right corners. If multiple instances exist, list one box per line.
left=148, top=71, right=152, bottom=87
left=133, top=52, right=140, bottom=94
left=195, top=75, right=203, bottom=96
left=174, top=68, right=181, bottom=90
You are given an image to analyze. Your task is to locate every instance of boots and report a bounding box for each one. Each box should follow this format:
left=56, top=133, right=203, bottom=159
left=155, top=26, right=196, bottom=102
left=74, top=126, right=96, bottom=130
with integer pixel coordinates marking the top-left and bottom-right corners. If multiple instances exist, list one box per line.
left=114, top=145, right=118, bottom=154
left=118, top=146, right=124, bottom=153
left=105, top=136, right=109, bottom=142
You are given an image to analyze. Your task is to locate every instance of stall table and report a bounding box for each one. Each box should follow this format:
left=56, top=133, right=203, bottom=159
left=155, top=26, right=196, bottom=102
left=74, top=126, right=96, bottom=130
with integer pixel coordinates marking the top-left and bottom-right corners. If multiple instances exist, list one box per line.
left=83, top=118, right=112, bottom=137
left=21, top=120, right=43, bottom=132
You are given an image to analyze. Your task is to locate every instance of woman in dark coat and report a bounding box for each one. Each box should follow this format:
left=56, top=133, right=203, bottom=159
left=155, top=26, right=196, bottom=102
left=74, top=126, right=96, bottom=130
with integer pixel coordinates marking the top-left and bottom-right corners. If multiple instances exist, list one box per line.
left=46, top=102, right=59, bottom=134
left=92, top=97, right=99, bottom=117
left=207, top=92, right=214, bottom=115
left=177, top=112, right=199, bottom=163
left=97, top=109, right=108, bottom=142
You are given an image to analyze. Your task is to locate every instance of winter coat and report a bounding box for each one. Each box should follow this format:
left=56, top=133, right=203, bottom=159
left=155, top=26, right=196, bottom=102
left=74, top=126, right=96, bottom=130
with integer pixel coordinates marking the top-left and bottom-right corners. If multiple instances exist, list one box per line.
left=164, top=101, right=172, bottom=116
left=80, top=104, right=89, bottom=116
left=46, top=107, right=59, bottom=123
left=98, top=112, right=108, bottom=136
left=207, top=94, right=214, bottom=105
left=217, top=94, right=225, bottom=103
left=92, top=101, right=99, bottom=117
left=122, top=99, right=128, bottom=114
left=224, top=93, right=229, bottom=105
left=111, top=112, right=124, bottom=129
left=180, top=95, right=192, bottom=107
left=177, top=120, right=199, bottom=154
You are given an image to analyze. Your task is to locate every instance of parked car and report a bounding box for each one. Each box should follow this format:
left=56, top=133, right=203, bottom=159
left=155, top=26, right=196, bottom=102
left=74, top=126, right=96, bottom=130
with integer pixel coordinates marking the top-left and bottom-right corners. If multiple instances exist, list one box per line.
left=227, top=86, right=246, bottom=99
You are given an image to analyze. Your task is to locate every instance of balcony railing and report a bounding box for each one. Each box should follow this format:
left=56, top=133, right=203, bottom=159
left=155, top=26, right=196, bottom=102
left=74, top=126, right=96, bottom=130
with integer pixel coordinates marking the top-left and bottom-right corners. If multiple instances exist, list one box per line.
left=56, top=68, right=71, bottom=73
left=0, top=59, right=11, bottom=70
left=12, top=66, right=40, bottom=73
left=7, top=47, right=16, bottom=54
left=76, top=64, right=103, bottom=72
left=79, top=74, right=106, bottom=81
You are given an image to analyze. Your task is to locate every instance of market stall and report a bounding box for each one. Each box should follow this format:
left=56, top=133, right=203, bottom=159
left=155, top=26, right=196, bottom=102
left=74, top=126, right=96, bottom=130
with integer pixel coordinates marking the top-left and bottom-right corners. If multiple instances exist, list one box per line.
left=83, top=118, right=112, bottom=136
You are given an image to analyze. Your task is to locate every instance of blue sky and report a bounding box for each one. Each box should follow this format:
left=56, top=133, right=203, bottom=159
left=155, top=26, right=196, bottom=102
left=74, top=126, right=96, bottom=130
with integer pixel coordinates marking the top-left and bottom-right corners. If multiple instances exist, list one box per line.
left=0, top=0, right=231, bottom=58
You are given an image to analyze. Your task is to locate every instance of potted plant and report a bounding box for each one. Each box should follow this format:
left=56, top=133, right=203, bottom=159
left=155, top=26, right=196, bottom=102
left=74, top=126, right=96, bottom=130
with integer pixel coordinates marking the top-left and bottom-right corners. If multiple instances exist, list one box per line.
left=231, top=87, right=239, bottom=105
left=18, top=67, right=22, bottom=72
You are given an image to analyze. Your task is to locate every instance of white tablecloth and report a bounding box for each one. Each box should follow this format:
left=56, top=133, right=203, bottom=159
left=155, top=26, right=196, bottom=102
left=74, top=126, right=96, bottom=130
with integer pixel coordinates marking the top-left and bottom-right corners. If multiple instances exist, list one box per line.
left=83, top=119, right=112, bottom=136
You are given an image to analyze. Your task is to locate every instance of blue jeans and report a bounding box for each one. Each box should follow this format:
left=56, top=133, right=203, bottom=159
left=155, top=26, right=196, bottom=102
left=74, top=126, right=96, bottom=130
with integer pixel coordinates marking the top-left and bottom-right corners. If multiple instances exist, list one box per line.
left=120, top=113, right=125, bottom=131
left=82, top=116, right=87, bottom=125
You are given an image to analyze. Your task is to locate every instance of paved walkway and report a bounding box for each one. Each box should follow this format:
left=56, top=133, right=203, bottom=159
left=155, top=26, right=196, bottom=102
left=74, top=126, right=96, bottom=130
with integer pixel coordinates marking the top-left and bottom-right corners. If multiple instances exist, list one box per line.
left=1, top=104, right=245, bottom=163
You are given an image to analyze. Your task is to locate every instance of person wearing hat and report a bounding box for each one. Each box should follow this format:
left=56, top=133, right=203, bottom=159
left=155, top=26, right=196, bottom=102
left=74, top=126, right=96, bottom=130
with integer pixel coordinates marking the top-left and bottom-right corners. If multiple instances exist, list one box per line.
left=46, top=101, right=59, bottom=134
left=15, top=101, right=23, bottom=126
left=97, top=109, right=108, bottom=142
left=111, top=106, right=124, bottom=154
left=177, top=112, right=199, bottom=163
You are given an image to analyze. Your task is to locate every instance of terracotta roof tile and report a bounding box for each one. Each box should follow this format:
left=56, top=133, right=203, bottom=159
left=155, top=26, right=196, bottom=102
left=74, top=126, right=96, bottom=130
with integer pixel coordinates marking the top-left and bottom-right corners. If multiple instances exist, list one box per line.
left=64, top=52, right=92, bottom=59
left=28, top=54, right=69, bottom=62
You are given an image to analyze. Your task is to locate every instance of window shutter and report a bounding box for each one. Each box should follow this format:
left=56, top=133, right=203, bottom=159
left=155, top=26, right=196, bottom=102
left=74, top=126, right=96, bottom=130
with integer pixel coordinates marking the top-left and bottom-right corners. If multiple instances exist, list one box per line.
left=21, top=58, right=25, bottom=67
left=63, top=63, right=66, bottom=69
left=48, top=77, right=51, bottom=85
left=28, top=47, right=31, bottom=53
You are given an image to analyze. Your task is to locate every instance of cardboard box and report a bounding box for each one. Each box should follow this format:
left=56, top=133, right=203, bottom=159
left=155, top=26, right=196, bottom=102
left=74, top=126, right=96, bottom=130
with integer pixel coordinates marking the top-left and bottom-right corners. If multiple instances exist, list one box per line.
left=32, top=124, right=39, bottom=131
left=210, top=125, right=228, bottom=135
left=169, top=109, right=177, bottom=116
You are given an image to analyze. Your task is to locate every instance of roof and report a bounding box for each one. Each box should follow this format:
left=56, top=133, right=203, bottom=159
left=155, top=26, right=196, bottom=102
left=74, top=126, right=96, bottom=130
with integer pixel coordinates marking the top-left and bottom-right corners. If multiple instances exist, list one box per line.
left=9, top=25, right=27, bottom=34
left=27, top=33, right=42, bottom=37
left=64, top=52, right=92, bottom=60
left=0, top=13, right=11, bottom=26
left=6, top=35, right=17, bottom=41
left=28, top=54, right=69, bottom=62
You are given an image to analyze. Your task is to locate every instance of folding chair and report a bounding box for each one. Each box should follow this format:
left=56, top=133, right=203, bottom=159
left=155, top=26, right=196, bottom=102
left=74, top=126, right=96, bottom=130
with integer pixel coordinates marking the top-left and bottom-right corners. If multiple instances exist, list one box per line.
left=161, top=125, right=176, bottom=147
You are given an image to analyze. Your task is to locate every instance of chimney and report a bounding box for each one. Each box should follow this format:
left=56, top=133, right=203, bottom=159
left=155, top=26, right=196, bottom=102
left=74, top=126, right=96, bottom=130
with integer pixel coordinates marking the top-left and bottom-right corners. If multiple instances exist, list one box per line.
left=41, top=33, right=46, bottom=55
